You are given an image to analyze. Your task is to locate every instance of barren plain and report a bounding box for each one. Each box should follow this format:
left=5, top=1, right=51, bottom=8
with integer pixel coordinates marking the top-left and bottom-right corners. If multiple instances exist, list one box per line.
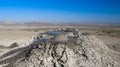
left=0, top=25, right=120, bottom=67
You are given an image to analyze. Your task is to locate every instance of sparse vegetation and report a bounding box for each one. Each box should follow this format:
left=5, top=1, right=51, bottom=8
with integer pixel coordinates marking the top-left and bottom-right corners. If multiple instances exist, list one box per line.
left=20, top=28, right=58, bottom=32
left=9, top=42, right=18, bottom=48
left=79, top=26, right=120, bottom=38
left=96, top=30, right=120, bottom=38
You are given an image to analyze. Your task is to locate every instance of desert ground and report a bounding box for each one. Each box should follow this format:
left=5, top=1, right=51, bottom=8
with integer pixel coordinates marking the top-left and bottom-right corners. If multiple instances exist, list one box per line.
left=78, top=26, right=120, bottom=52
left=0, top=25, right=120, bottom=67
left=0, top=25, right=120, bottom=54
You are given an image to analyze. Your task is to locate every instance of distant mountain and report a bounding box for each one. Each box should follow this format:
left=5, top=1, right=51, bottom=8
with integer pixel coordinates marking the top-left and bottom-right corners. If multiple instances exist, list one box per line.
left=0, top=21, right=119, bottom=26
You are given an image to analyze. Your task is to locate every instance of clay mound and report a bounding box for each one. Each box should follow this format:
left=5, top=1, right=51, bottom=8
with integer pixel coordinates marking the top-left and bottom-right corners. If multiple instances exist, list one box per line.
left=0, top=29, right=120, bottom=67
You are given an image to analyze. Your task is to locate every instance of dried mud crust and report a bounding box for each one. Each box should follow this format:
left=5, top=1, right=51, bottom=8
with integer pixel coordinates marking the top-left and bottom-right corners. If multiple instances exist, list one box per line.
left=0, top=28, right=120, bottom=67
left=11, top=39, right=120, bottom=67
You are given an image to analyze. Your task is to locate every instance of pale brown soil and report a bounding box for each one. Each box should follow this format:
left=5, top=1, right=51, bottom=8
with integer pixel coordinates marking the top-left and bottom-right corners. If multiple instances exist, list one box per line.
left=0, top=25, right=119, bottom=56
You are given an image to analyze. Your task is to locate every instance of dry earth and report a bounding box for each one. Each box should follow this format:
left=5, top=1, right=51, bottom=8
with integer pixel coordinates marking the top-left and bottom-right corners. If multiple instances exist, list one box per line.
left=0, top=25, right=119, bottom=67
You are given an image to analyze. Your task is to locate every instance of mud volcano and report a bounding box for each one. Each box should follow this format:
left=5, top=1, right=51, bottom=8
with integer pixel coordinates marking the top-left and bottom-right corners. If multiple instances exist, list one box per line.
left=0, top=28, right=120, bottom=67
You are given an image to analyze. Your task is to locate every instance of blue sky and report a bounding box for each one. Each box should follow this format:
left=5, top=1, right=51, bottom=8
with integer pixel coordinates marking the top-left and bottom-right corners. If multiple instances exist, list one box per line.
left=0, top=0, right=120, bottom=23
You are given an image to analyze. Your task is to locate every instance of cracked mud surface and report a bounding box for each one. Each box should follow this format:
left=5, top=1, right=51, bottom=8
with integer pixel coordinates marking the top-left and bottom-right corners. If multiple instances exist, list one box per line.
left=0, top=28, right=120, bottom=67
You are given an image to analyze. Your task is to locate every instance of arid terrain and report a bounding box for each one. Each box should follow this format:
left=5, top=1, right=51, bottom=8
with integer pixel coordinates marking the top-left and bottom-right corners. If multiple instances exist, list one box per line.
left=0, top=25, right=120, bottom=53
left=78, top=26, right=120, bottom=52
left=0, top=25, right=120, bottom=67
